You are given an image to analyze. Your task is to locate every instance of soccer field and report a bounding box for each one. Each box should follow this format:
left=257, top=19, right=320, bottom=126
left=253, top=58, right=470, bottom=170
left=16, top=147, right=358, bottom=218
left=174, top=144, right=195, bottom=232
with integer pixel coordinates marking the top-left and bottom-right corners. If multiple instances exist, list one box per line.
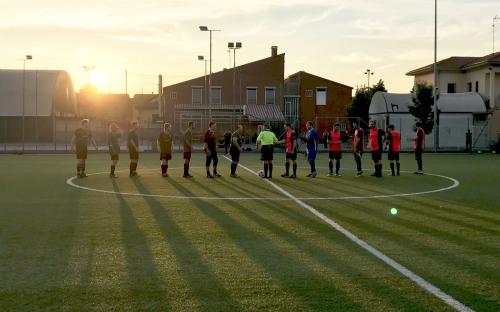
left=0, top=152, right=499, bottom=311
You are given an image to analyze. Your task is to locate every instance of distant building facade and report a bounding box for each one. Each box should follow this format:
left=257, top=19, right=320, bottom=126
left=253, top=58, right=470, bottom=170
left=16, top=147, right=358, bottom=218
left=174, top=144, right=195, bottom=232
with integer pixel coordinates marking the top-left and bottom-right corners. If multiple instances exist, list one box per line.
left=284, top=71, right=352, bottom=132
left=132, top=94, right=161, bottom=127
left=163, top=47, right=285, bottom=136
left=0, top=69, right=76, bottom=142
left=406, top=52, right=500, bottom=137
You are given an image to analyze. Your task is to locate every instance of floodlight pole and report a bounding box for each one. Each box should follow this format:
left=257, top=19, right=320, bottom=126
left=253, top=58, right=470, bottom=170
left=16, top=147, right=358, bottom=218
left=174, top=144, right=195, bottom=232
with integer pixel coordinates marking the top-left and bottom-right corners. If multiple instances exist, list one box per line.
left=364, top=69, right=374, bottom=88
left=19, top=55, right=32, bottom=152
left=433, top=0, right=439, bottom=151
left=228, top=42, right=242, bottom=129
left=200, top=26, right=221, bottom=123
left=494, top=15, right=499, bottom=54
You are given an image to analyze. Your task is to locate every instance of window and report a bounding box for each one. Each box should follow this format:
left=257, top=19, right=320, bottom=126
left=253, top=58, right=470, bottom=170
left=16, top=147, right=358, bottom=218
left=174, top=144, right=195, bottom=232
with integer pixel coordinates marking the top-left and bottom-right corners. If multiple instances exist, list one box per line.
left=246, top=87, right=257, bottom=105
left=467, top=82, right=472, bottom=92
left=170, top=91, right=177, bottom=100
left=475, top=81, right=479, bottom=92
left=265, top=87, right=275, bottom=105
left=316, top=87, right=327, bottom=105
left=304, top=89, right=313, bottom=97
left=211, top=87, right=221, bottom=105
left=447, top=83, right=456, bottom=93
left=191, top=87, right=203, bottom=105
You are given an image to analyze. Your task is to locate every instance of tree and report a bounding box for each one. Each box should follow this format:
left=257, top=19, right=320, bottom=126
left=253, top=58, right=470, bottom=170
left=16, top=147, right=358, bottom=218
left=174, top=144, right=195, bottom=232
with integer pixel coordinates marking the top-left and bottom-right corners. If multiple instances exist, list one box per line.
left=347, top=79, right=387, bottom=127
left=409, top=82, right=434, bottom=134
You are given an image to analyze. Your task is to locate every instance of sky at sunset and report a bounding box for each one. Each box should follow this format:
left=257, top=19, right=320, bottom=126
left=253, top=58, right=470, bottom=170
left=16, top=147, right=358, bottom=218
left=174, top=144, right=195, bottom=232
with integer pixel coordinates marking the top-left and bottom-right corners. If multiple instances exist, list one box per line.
left=1, top=0, right=499, bottom=95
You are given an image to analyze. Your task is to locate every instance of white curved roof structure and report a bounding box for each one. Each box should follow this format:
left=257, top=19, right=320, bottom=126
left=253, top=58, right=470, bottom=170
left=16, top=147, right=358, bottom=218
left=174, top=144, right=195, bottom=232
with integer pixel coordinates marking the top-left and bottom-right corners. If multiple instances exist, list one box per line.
left=0, top=70, right=77, bottom=116
left=369, top=91, right=487, bottom=115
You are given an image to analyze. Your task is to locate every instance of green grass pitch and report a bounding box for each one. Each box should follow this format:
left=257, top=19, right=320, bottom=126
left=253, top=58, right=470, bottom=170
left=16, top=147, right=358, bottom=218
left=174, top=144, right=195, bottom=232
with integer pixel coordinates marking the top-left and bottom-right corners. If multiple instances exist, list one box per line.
left=0, top=152, right=499, bottom=311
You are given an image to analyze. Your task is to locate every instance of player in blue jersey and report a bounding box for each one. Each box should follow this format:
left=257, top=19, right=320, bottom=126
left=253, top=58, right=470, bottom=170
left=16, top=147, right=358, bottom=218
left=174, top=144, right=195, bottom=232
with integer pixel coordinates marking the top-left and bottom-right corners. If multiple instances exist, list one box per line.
left=305, top=121, right=318, bottom=178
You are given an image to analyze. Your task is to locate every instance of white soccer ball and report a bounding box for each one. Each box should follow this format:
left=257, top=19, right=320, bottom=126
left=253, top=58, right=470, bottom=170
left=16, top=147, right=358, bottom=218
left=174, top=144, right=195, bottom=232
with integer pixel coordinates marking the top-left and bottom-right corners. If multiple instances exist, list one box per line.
left=258, top=170, right=265, bottom=178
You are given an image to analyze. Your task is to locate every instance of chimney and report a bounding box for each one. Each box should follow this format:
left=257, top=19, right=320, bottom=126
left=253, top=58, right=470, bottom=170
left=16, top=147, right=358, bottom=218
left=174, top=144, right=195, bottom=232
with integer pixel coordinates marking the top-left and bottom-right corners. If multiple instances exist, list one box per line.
left=271, top=46, right=278, bottom=57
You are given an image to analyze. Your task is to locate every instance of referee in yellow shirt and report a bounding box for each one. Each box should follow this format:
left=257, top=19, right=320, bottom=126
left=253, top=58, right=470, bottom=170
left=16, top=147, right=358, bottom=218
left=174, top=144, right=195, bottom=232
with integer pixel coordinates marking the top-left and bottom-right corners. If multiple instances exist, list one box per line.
left=256, top=124, right=278, bottom=179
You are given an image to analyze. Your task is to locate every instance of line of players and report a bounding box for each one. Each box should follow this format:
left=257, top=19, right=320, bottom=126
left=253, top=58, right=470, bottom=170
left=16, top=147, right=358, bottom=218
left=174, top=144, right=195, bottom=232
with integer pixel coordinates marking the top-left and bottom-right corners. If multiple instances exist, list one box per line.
left=71, top=118, right=425, bottom=179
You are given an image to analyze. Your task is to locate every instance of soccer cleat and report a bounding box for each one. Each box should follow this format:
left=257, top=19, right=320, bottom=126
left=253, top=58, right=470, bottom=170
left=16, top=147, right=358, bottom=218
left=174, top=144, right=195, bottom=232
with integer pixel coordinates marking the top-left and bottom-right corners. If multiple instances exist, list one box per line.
left=281, top=173, right=289, bottom=177
left=355, top=172, right=362, bottom=177
left=289, top=174, right=297, bottom=178
left=80, top=173, right=88, bottom=178
left=397, top=172, right=400, bottom=176
left=335, top=173, right=342, bottom=177
left=207, top=173, right=214, bottom=178
left=327, top=172, right=334, bottom=177
left=311, top=172, right=317, bottom=178
left=230, top=174, right=239, bottom=178
left=213, top=173, right=222, bottom=177
left=109, top=174, right=118, bottom=178
left=162, top=173, right=169, bottom=177
left=183, top=174, right=193, bottom=178
left=306, top=173, right=313, bottom=177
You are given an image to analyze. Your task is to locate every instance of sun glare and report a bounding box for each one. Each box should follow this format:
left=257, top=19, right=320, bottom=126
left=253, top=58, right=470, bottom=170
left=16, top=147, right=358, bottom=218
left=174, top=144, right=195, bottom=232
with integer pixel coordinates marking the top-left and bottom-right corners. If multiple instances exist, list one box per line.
left=90, top=71, right=107, bottom=86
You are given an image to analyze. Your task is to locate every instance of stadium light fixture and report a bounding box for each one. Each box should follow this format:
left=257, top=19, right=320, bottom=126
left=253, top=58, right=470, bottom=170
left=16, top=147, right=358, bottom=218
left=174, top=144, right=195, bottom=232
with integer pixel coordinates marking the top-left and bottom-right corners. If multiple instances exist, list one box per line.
left=364, top=69, right=374, bottom=88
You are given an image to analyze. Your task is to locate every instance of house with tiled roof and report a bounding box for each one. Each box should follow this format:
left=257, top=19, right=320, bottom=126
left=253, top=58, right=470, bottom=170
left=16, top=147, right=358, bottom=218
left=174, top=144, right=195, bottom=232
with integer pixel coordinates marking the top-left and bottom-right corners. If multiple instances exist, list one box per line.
left=406, top=52, right=500, bottom=137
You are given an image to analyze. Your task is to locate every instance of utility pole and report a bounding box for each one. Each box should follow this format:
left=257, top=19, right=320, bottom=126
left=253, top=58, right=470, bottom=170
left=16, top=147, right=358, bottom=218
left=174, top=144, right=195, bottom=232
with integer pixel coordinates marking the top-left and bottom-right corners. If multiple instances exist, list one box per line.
left=433, top=0, right=439, bottom=151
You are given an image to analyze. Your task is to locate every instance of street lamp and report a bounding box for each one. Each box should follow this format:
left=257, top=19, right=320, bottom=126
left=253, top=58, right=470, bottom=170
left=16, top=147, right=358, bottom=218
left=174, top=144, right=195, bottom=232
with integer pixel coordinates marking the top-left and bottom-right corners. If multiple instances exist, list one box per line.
left=198, top=55, right=209, bottom=106
left=228, top=42, right=242, bottom=128
left=364, top=69, right=374, bottom=88
left=199, top=25, right=221, bottom=122
left=18, top=54, right=32, bottom=152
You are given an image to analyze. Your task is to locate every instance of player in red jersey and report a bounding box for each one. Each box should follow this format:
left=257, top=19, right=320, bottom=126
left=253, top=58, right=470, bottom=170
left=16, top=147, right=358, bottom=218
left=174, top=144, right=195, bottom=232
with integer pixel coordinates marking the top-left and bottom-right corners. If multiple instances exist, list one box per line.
left=279, top=123, right=298, bottom=178
left=157, top=123, right=173, bottom=177
left=386, top=125, right=401, bottom=176
left=369, top=120, right=385, bottom=177
left=327, top=123, right=342, bottom=177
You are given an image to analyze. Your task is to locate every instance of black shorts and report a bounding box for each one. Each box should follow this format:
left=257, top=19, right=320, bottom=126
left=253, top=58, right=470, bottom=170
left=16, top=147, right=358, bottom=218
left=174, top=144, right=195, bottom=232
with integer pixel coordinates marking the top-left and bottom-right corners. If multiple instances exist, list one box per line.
left=285, top=152, right=297, bottom=161
left=206, top=149, right=218, bottom=166
left=371, top=150, right=382, bottom=161
left=415, top=149, right=423, bottom=160
left=230, top=149, right=240, bottom=162
left=329, top=151, right=342, bottom=160
left=260, top=145, right=274, bottom=161
left=129, top=148, right=139, bottom=160
left=76, top=146, right=88, bottom=160
left=160, top=152, right=172, bottom=160
left=388, top=151, right=400, bottom=161
left=110, top=153, right=119, bottom=161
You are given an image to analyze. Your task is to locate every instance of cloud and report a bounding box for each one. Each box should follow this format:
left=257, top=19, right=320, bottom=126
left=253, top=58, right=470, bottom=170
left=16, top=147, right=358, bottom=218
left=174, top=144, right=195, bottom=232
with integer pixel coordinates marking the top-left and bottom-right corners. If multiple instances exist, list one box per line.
left=332, top=52, right=381, bottom=64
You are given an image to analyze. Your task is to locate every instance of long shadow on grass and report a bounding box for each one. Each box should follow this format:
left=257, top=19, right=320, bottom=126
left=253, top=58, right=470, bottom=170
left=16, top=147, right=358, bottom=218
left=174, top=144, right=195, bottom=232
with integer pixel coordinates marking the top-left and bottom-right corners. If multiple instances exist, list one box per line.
left=112, top=180, right=170, bottom=310
left=324, top=200, right=500, bottom=310
left=175, top=179, right=368, bottom=311
left=211, top=178, right=443, bottom=311
left=131, top=178, right=243, bottom=312
left=388, top=197, right=500, bottom=235
left=396, top=195, right=500, bottom=227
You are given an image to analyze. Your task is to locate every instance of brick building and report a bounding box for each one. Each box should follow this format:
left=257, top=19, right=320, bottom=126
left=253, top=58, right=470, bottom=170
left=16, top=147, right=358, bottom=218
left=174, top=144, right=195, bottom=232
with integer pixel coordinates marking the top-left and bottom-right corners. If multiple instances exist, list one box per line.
left=284, top=71, right=352, bottom=132
left=163, top=47, right=285, bottom=137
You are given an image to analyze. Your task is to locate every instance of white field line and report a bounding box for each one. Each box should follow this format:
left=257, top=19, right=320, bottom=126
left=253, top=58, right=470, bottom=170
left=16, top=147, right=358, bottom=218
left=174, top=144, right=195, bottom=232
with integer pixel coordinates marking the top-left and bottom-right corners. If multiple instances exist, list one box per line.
left=66, top=167, right=459, bottom=201
left=224, top=156, right=473, bottom=312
